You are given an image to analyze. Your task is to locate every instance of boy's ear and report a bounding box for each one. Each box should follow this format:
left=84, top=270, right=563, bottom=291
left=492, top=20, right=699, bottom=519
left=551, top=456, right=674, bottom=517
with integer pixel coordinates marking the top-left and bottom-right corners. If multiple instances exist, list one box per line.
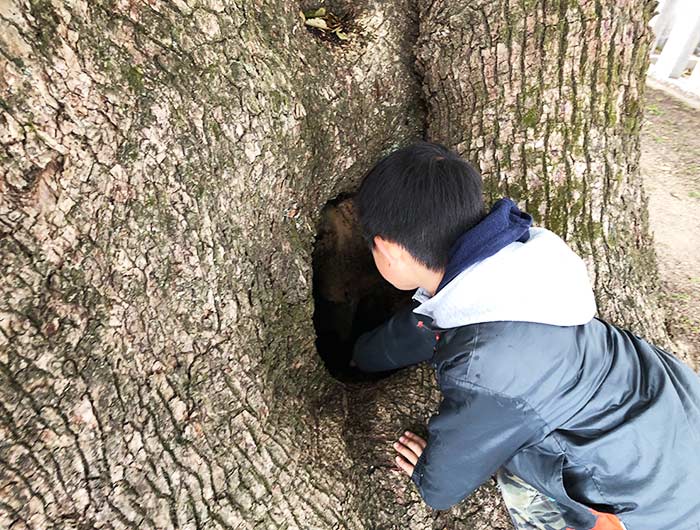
left=374, top=235, right=403, bottom=261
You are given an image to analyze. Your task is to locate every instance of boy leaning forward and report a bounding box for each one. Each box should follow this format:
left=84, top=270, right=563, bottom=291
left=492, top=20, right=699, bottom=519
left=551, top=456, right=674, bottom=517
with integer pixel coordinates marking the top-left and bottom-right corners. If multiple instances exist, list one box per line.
left=352, top=140, right=700, bottom=530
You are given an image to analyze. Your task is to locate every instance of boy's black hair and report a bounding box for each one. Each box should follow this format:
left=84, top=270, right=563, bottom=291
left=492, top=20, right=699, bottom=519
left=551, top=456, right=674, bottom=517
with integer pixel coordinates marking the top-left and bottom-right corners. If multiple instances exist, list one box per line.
left=354, top=140, right=486, bottom=272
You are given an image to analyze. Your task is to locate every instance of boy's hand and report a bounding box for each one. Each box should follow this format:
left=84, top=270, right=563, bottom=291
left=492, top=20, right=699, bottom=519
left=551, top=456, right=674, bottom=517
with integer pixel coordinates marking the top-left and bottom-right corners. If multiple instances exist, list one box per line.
left=393, top=430, right=427, bottom=476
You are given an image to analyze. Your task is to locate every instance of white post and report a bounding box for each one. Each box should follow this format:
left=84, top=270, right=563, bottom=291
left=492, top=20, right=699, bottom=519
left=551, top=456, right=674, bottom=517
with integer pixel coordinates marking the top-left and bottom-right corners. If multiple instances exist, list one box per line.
left=651, top=0, right=680, bottom=51
left=651, top=0, right=700, bottom=79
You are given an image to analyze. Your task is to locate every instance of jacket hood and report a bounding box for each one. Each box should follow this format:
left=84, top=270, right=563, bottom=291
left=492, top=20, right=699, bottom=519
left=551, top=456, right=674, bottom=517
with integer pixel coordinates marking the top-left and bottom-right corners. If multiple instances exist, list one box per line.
left=412, top=226, right=597, bottom=328
left=436, top=197, right=532, bottom=294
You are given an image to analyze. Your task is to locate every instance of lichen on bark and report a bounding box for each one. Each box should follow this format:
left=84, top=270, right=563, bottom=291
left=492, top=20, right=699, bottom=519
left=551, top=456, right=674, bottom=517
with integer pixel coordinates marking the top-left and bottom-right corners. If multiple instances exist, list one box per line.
left=416, top=0, right=667, bottom=342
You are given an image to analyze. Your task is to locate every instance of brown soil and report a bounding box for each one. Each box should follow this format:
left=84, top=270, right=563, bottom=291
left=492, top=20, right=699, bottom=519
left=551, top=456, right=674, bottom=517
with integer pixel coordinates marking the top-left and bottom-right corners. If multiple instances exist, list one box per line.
left=640, top=86, right=700, bottom=371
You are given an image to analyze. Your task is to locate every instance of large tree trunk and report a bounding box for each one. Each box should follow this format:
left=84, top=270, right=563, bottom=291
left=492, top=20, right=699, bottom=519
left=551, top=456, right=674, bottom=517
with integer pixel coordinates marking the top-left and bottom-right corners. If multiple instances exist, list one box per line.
left=416, top=0, right=665, bottom=338
left=0, top=0, right=664, bottom=529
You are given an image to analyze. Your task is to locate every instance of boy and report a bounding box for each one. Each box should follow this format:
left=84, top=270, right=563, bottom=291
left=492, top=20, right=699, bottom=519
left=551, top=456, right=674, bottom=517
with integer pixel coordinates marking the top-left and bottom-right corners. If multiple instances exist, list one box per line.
left=351, top=140, right=700, bottom=530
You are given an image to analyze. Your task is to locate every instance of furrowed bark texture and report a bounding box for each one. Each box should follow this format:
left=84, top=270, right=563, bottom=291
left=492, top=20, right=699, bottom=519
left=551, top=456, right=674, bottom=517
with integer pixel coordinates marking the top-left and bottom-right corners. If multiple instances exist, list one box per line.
left=0, top=1, right=446, bottom=528
left=417, top=0, right=668, bottom=342
left=0, top=0, right=664, bottom=528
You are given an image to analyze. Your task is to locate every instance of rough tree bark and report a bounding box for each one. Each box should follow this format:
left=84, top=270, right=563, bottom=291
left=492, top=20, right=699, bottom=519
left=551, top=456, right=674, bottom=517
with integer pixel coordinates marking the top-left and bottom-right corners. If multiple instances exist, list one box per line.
left=0, top=0, right=665, bottom=529
left=416, top=0, right=665, bottom=337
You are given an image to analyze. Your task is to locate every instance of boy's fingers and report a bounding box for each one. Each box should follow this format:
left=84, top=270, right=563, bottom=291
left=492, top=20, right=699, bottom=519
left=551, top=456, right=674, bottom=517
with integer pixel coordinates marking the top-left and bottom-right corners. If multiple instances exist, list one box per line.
left=395, top=455, right=414, bottom=476
left=403, top=431, right=427, bottom=449
left=398, top=435, right=424, bottom=457
left=393, top=441, right=419, bottom=465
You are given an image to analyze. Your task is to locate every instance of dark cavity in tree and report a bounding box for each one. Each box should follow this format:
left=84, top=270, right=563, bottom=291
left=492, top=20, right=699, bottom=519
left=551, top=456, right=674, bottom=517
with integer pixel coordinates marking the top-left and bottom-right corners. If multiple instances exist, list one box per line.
left=312, top=193, right=415, bottom=382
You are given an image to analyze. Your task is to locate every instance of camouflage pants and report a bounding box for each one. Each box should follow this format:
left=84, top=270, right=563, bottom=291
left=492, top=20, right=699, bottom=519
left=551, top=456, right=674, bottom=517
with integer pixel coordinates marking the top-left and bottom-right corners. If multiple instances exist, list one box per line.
left=495, top=468, right=627, bottom=530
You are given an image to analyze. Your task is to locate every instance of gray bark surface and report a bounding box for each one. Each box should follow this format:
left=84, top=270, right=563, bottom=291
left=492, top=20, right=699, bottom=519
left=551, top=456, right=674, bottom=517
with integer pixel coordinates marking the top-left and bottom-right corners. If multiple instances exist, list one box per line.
left=416, top=0, right=665, bottom=337
left=0, top=0, right=664, bottom=528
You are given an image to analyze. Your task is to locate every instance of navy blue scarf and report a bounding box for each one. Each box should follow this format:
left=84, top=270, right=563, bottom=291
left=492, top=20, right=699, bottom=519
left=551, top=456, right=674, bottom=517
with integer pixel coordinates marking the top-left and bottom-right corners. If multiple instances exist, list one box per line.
left=435, top=197, right=532, bottom=294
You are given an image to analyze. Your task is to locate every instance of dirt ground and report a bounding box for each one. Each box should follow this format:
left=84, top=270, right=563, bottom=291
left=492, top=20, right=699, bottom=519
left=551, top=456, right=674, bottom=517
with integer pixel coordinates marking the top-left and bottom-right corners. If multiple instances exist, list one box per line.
left=640, top=86, right=700, bottom=371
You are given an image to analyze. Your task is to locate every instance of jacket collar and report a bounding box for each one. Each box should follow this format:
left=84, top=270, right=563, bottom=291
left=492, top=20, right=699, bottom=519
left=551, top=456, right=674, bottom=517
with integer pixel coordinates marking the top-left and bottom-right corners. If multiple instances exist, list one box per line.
left=436, top=197, right=532, bottom=294
left=412, top=225, right=597, bottom=328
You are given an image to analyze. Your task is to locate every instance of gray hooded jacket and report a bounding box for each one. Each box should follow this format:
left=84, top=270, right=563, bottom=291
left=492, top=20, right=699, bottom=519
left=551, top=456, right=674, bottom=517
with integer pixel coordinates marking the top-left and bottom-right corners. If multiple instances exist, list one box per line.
left=352, top=227, right=700, bottom=530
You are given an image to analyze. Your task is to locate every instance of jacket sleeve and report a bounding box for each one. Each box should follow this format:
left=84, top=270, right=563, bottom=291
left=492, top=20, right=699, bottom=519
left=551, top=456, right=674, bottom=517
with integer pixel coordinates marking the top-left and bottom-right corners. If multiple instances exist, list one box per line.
left=351, top=300, right=437, bottom=372
left=410, top=375, right=549, bottom=510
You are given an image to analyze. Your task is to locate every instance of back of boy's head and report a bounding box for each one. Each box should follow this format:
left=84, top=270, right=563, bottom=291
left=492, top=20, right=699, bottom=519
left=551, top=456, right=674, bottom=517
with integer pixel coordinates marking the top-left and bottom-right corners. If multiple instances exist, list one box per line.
left=354, top=140, right=486, bottom=272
